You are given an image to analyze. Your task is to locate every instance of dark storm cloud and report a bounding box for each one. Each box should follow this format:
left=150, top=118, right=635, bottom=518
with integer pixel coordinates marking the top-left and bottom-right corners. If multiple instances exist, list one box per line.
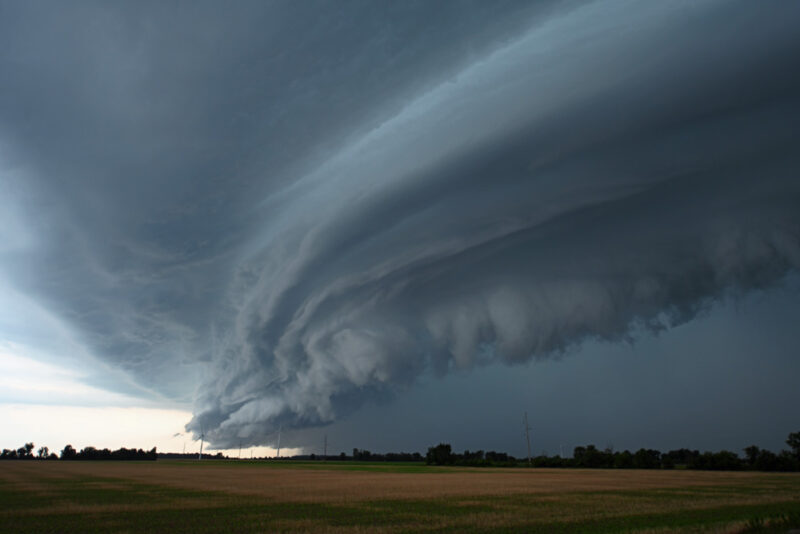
left=1, top=1, right=799, bottom=448
left=0, top=0, right=552, bottom=396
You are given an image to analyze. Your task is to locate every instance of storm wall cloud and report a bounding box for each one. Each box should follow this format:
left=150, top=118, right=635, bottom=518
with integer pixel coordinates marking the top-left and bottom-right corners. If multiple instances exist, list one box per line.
left=1, top=1, right=798, bottom=450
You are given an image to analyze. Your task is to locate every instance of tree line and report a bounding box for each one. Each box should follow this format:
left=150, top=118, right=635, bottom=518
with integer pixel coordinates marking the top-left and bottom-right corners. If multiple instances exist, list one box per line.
left=425, top=431, right=800, bottom=472
left=4, top=431, right=798, bottom=470
left=348, top=448, right=423, bottom=462
left=1, top=443, right=156, bottom=461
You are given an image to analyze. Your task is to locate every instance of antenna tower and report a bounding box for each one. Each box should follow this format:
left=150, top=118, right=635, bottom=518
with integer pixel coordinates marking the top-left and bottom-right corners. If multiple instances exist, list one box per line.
left=523, top=412, right=532, bottom=466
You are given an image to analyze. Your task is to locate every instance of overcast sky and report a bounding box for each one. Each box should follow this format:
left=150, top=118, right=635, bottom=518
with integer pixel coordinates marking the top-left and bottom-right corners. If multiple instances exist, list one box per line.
left=1, top=0, right=799, bottom=457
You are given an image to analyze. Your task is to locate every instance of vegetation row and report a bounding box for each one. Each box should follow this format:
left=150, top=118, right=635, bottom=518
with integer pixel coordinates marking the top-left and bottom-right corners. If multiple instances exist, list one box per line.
left=0, top=443, right=156, bottom=461
left=425, top=430, right=800, bottom=472
left=2, top=431, right=798, bottom=472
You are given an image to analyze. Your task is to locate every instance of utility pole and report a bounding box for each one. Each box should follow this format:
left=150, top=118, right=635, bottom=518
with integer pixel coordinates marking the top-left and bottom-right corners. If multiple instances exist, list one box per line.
left=524, top=412, right=532, bottom=466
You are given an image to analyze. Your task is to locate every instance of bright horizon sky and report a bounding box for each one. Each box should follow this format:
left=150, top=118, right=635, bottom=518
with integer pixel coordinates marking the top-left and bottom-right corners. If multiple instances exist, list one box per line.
left=0, top=350, right=299, bottom=457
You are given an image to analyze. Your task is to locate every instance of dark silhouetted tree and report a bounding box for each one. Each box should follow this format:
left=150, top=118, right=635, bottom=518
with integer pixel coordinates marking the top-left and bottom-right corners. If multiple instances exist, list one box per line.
left=61, top=444, right=77, bottom=460
left=352, top=448, right=372, bottom=461
left=787, top=431, right=800, bottom=460
left=744, top=445, right=760, bottom=468
left=614, top=450, right=634, bottom=469
left=633, top=449, right=661, bottom=469
left=17, top=443, right=34, bottom=459
left=426, top=443, right=453, bottom=465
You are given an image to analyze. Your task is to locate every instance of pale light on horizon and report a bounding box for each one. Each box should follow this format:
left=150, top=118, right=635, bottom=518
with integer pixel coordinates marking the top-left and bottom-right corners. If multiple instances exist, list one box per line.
left=0, top=404, right=301, bottom=457
left=0, top=404, right=192, bottom=453
left=0, top=349, right=300, bottom=457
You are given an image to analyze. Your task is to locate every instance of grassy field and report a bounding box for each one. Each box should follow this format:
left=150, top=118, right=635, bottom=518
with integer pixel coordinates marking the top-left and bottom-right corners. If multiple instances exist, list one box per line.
left=1, top=461, right=799, bottom=533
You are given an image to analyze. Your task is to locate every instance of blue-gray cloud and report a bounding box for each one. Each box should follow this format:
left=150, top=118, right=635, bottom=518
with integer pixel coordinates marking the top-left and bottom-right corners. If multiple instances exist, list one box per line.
left=1, top=0, right=799, bottom=449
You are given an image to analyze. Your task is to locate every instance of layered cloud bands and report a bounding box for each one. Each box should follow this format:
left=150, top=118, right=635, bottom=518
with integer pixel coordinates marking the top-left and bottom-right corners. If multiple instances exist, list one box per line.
left=190, top=2, right=800, bottom=446
left=1, top=1, right=799, bottom=448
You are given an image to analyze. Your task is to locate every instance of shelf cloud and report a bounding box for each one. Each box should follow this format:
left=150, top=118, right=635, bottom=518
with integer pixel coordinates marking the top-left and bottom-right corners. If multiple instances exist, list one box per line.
left=1, top=1, right=798, bottom=448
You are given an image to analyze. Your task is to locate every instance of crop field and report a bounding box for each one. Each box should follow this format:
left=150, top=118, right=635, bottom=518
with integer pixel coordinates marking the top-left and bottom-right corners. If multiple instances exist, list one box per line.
left=1, top=461, right=799, bottom=533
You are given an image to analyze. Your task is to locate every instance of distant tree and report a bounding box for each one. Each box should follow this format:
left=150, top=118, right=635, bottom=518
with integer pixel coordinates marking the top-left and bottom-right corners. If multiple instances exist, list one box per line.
left=573, top=445, right=612, bottom=468
left=37, top=446, right=49, bottom=459
left=660, top=455, right=675, bottom=469
left=614, top=450, right=634, bottom=469
left=79, top=446, right=98, bottom=460
left=664, top=449, right=698, bottom=467
left=17, top=443, right=34, bottom=459
left=588, top=445, right=613, bottom=468
left=787, top=431, right=800, bottom=460
left=777, top=450, right=800, bottom=471
left=711, top=450, right=742, bottom=471
left=689, top=450, right=742, bottom=471
left=755, top=449, right=779, bottom=471
left=458, top=449, right=485, bottom=466
left=573, top=446, right=586, bottom=465
left=484, top=450, right=513, bottom=464
left=573, top=445, right=608, bottom=468
left=744, top=445, right=760, bottom=467
left=61, top=444, right=77, bottom=460
left=352, top=448, right=372, bottom=461
left=426, top=443, right=454, bottom=465
left=632, top=449, right=661, bottom=469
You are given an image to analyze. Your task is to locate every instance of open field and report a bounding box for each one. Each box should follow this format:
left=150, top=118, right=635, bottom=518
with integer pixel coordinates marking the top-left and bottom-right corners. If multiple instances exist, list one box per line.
left=1, top=461, right=799, bottom=533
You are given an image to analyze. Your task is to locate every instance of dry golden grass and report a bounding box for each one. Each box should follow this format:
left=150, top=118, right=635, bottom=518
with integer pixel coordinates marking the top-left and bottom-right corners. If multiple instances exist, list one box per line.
left=2, top=461, right=799, bottom=533
left=4, top=461, right=793, bottom=503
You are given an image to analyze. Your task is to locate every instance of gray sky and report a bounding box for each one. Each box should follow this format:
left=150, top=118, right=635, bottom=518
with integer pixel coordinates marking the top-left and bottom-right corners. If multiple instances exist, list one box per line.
left=1, top=0, right=799, bottom=456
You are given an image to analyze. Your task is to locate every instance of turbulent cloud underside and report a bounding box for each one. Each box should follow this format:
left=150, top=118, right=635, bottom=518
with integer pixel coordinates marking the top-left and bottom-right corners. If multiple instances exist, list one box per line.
left=0, top=1, right=798, bottom=448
